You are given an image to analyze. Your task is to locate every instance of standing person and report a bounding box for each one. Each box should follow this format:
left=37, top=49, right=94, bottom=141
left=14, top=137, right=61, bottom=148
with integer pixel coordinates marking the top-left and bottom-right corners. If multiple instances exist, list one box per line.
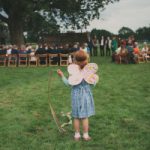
left=111, top=36, right=118, bottom=62
left=92, top=35, right=98, bottom=56
left=100, top=36, right=105, bottom=56
left=57, top=50, right=99, bottom=141
left=126, top=36, right=134, bottom=64
left=87, top=35, right=93, bottom=57
left=105, top=36, right=112, bottom=56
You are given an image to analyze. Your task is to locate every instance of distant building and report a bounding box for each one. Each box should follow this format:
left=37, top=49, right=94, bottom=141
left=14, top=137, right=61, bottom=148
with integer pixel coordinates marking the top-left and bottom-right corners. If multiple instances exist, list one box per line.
left=40, top=32, right=89, bottom=45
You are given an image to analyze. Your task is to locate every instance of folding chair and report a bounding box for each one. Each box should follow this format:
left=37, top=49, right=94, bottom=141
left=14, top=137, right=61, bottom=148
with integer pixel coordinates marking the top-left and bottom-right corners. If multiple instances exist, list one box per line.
left=0, top=54, right=7, bottom=67
left=7, top=54, right=18, bottom=67
left=137, top=54, right=145, bottom=63
left=28, top=53, right=38, bottom=67
left=120, top=53, right=128, bottom=64
left=60, top=54, right=69, bottom=66
left=145, top=51, right=150, bottom=63
left=48, top=54, right=59, bottom=66
left=70, top=52, right=76, bottom=63
left=37, top=54, right=48, bottom=67
left=115, top=54, right=121, bottom=64
left=18, top=54, right=28, bottom=67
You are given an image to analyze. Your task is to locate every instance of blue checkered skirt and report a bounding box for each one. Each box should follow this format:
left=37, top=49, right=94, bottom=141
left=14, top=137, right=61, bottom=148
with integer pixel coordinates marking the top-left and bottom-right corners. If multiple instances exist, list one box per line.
left=71, top=80, right=95, bottom=118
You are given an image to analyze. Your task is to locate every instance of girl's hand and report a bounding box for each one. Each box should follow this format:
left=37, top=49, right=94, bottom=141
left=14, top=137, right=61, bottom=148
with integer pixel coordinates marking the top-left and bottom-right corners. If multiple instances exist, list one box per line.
left=57, top=69, right=64, bottom=77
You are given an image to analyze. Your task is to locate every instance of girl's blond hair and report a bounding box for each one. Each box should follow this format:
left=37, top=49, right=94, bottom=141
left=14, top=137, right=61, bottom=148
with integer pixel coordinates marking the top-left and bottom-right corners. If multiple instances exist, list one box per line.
left=74, top=50, right=89, bottom=69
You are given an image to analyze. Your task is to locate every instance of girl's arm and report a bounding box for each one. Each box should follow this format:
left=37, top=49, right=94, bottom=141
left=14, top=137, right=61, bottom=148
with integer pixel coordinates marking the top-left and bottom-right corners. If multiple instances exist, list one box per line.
left=57, top=69, right=69, bottom=86
left=62, top=76, right=69, bottom=86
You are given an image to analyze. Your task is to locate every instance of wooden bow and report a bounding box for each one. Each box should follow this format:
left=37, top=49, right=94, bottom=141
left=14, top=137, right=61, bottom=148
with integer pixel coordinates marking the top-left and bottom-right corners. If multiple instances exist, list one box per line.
left=48, top=71, right=65, bottom=133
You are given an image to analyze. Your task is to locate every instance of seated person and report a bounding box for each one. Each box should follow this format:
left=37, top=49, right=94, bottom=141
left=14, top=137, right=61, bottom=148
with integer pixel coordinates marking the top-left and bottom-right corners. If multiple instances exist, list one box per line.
left=6, top=45, right=12, bottom=56
left=141, top=42, right=149, bottom=61
left=18, top=45, right=28, bottom=54
left=69, top=43, right=80, bottom=53
left=133, top=42, right=140, bottom=63
left=120, top=46, right=128, bottom=63
left=80, top=43, right=90, bottom=54
left=47, top=45, right=59, bottom=64
left=144, top=45, right=150, bottom=61
left=29, top=48, right=37, bottom=62
left=126, top=45, right=134, bottom=64
left=0, top=45, right=7, bottom=55
left=25, top=44, right=32, bottom=54
left=35, top=45, right=47, bottom=54
left=59, top=44, right=70, bottom=54
left=11, top=45, right=19, bottom=54
left=0, top=45, right=7, bottom=63
left=47, top=45, right=59, bottom=54
left=114, top=47, right=121, bottom=64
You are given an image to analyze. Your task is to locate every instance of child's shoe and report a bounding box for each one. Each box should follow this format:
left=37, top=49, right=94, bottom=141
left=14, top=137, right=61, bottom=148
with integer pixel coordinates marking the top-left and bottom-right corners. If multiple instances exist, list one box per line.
left=74, top=132, right=81, bottom=141
left=83, top=132, right=91, bottom=141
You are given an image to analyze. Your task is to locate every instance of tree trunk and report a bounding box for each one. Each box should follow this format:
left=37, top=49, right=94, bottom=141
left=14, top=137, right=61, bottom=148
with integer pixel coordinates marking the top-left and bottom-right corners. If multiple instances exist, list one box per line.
left=8, top=16, right=25, bottom=47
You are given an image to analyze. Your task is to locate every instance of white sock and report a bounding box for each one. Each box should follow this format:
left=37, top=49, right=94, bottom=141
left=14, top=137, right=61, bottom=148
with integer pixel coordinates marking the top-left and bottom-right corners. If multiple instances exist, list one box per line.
left=83, top=132, right=89, bottom=138
left=74, top=132, right=81, bottom=138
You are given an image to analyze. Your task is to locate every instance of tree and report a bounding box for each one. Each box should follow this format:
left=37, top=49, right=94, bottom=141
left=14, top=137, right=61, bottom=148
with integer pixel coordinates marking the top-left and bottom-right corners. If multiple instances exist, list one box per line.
left=136, top=25, right=150, bottom=41
left=0, top=0, right=119, bottom=46
left=118, top=27, right=135, bottom=39
left=25, top=13, right=60, bottom=43
left=91, top=28, right=113, bottom=39
left=0, top=20, right=9, bottom=44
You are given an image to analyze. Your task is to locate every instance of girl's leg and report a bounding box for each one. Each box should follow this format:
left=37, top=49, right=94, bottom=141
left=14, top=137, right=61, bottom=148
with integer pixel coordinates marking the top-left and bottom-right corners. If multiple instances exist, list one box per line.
left=82, top=118, right=89, bottom=133
left=73, top=118, right=81, bottom=140
left=73, top=118, right=80, bottom=132
left=82, top=118, right=91, bottom=141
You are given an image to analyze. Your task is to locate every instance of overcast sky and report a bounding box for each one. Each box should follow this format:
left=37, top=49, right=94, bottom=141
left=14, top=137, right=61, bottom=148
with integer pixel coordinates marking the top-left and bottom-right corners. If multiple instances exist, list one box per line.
left=86, top=0, right=150, bottom=34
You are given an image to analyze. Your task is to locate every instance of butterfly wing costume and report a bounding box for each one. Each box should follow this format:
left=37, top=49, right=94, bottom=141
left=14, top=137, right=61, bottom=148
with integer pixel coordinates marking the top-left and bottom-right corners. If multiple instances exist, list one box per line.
left=68, top=63, right=99, bottom=86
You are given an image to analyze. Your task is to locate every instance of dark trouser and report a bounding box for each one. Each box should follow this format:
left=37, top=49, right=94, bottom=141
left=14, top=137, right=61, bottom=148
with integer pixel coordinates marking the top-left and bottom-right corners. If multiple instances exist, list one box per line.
left=106, top=47, right=111, bottom=56
left=100, top=46, right=104, bottom=56
left=112, top=52, right=116, bottom=62
left=89, top=47, right=93, bottom=56
left=127, top=51, right=135, bottom=64
left=93, top=46, right=98, bottom=56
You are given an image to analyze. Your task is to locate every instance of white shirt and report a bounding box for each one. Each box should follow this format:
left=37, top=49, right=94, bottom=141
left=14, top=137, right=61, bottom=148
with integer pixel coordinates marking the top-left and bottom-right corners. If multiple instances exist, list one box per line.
left=100, top=39, right=104, bottom=46
left=7, top=48, right=12, bottom=55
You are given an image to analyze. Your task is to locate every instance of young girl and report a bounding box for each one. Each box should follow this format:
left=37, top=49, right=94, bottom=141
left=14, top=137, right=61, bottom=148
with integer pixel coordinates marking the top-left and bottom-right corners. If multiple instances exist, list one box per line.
left=57, top=50, right=99, bottom=141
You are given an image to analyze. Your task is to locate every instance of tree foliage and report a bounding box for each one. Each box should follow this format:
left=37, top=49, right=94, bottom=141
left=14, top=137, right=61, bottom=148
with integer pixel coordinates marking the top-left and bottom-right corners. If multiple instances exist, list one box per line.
left=118, top=27, right=135, bottom=39
left=25, top=13, right=60, bottom=43
left=135, top=25, right=150, bottom=41
left=0, top=0, right=119, bottom=45
left=0, top=20, right=9, bottom=44
left=91, top=28, right=113, bottom=39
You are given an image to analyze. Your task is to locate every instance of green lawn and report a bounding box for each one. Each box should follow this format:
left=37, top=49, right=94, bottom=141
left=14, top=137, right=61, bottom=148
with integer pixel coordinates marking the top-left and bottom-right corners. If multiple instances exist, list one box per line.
left=0, top=57, right=150, bottom=150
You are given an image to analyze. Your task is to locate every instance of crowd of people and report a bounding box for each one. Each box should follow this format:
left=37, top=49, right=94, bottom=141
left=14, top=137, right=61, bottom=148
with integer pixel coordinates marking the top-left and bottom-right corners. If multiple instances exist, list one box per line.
left=111, top=36, right=150, bottom=64
left=0, top=35, right=150, bottom=66
left=0, top=43, right=88, bottom=66
left=0, top=42, right=95, bottom=56
left=87, top=35, right=150, bottom=63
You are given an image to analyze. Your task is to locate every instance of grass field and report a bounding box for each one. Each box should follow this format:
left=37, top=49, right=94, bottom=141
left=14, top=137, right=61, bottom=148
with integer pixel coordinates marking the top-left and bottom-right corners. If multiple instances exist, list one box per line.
left=0, top=57, right=150, bottom=150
